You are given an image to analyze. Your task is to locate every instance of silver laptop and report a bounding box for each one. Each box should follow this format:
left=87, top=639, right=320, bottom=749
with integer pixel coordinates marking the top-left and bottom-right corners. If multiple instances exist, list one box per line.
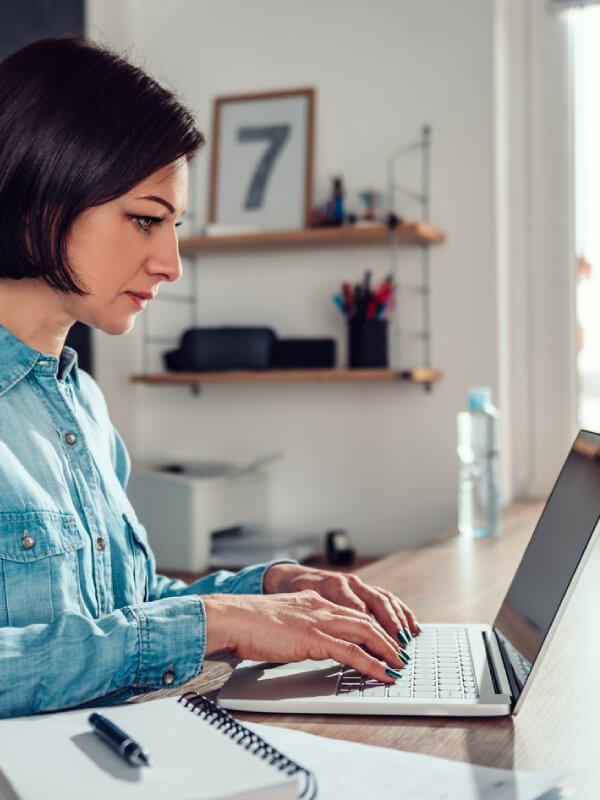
left=218, top=429, right=600, bottom=717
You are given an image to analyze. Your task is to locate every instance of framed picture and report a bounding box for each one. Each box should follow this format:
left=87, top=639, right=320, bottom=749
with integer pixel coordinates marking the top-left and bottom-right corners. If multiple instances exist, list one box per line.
left=208, top=87, right=315, bottom=231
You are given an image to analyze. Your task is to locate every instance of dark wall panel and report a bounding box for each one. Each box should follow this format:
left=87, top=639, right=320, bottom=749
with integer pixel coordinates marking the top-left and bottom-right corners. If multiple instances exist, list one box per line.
left=0, top=0, right=93, bottom=376
left=0, top=0, right=84, bottom=60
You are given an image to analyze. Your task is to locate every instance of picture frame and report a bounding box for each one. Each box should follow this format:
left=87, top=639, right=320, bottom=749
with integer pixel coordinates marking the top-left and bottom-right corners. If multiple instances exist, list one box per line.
left=208, top=87, right=315, bottom=231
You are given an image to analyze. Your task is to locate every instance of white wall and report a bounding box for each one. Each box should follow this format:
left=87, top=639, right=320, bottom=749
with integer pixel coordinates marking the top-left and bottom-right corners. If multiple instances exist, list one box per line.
left=86, top=0, right=498, bottom=553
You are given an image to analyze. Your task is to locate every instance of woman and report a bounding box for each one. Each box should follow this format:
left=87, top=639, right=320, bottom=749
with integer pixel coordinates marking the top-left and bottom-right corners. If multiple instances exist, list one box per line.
left=0, top=36, right=419, bottom=719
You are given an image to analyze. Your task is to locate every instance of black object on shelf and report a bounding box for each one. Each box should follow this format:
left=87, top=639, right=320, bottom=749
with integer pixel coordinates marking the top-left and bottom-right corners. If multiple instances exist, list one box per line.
left=164, top=327, right=276, bottom=371
left=325, top=529, right=356, bottom=566
left=348, top=318, right=388, bottom=368
left=272, top=338, right=336, bottom=369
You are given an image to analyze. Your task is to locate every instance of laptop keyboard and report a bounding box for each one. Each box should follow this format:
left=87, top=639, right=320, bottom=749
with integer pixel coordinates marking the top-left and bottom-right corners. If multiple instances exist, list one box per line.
left=336, top=626, right=480, bottom=700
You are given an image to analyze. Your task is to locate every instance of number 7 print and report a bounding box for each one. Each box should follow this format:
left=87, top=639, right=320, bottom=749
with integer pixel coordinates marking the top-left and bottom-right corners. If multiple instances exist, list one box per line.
left=237, top=125, right=290, bottom=209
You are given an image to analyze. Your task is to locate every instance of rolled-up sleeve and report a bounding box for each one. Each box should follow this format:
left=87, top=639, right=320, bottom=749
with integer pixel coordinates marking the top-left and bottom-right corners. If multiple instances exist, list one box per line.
left=150, top=558, right=300, bottom=601
left=0, top=595, right=206, bottom=719
left=122, top=595, right=206, bottom=690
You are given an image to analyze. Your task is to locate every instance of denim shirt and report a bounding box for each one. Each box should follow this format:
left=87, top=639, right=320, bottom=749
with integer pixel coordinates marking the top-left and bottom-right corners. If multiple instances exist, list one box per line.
left=0, top=324, right=296, bottom=718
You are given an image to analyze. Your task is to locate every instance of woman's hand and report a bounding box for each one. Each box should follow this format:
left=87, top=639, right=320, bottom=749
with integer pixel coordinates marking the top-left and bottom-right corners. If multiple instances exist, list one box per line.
left=202, top=590, right=408, bottom=684
left=263, top=562, right=420, bottom=646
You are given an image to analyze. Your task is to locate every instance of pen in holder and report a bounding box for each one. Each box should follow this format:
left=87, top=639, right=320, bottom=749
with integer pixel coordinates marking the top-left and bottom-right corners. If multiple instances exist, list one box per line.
left=332, top=270, right=395, bottom=369
left=348, top=317, right=388, bottom=368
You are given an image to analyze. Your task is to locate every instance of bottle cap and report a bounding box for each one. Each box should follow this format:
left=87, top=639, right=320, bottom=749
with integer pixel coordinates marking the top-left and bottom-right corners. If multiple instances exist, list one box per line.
left=468, top=387, right=492, bottom=411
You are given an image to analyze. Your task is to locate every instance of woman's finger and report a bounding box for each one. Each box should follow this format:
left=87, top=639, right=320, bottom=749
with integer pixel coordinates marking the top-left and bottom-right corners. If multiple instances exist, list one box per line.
left=328, top=581, right=368, bottom=614
left=323, top=614, right=406, bottom=671
left=384, top=589, right=419, bottom=638
left=313, top=631, right=404, bottom=685
left=324, top=603, right=404, bottom=659
left=315, top=573, right=406, bottom=642
left=346, top=577, right=410, bottom=644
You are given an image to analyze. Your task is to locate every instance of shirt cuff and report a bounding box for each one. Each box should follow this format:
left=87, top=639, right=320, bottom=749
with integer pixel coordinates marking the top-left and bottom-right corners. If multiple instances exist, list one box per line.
left=123, top=595, right=206, bottom=690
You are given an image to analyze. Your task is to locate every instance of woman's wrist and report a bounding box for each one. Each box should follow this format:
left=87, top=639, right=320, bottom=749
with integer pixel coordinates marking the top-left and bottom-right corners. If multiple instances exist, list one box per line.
left=203, top=595, right=237, bottom=656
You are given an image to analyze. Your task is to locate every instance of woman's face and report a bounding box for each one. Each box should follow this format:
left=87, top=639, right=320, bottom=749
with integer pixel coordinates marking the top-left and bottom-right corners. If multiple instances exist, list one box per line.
left=63, top=157, right=188, bottom=335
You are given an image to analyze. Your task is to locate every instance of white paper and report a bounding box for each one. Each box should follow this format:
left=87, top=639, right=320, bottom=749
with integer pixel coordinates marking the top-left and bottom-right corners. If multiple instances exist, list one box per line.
left=245, top=720, right=566, bottom=800
left=0, top=698, right=296, bottom=800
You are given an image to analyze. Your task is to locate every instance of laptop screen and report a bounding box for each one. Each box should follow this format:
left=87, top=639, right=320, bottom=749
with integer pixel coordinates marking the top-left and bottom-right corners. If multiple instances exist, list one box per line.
left=493, top=429, right=600, bottom=691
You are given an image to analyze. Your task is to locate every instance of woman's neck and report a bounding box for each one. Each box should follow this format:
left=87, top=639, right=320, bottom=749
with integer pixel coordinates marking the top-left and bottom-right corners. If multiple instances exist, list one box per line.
left=0, top=278, right=74, bottom=357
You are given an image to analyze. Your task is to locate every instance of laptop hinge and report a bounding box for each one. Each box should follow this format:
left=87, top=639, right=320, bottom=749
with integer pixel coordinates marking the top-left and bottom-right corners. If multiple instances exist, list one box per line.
left=481, top=630, right=501, bottom=694
left=491, top=628, right=522, bottom=710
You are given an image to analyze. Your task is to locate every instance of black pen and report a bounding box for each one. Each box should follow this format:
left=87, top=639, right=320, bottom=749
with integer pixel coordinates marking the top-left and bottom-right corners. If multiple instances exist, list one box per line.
left=88, top=712, right=152, bottom=767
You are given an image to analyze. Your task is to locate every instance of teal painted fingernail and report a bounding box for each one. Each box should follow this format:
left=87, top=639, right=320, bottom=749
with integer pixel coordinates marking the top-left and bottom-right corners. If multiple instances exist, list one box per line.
left=404, top=626, right=412, bottom=642
left=385, top=667, right=403, bottom=679
left=397, top=630, right=408, bottom=646
left=398, top=650, right=410, bottom=664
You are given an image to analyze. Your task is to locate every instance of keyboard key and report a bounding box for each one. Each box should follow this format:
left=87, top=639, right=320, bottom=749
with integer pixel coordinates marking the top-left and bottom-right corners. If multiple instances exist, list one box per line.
left=388, top=687, right=412, bottom=697
left=413, top=691, right=437, bottom=698
left=439, top=691, right=463, bottom=699
left=362, top=687, right=386, bottom=697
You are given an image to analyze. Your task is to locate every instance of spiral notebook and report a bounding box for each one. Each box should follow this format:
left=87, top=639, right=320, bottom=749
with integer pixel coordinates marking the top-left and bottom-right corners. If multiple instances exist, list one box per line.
left=0, top=693, right=316, bottom=800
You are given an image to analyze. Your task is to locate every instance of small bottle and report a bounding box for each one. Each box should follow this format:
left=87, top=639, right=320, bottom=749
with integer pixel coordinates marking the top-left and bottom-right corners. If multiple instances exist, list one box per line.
left=457, top=387, right=501, bottom=537
left=331, top=176, right=345, bottom=225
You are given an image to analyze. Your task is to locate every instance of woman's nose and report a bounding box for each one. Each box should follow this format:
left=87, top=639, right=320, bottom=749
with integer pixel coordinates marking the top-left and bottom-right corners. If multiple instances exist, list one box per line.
left=148, top=231, right=183, bottom=283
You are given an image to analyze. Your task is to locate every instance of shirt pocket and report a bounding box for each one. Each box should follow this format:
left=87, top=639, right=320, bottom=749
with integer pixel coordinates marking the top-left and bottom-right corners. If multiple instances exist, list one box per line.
left=0, top=510, right=85, bottom=627
left=122, top=510, right=150, bottom=604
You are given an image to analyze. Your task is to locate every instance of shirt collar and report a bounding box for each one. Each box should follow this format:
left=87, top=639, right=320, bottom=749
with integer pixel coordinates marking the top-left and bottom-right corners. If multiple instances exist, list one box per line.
left=0, top=324, right=81, bottom=396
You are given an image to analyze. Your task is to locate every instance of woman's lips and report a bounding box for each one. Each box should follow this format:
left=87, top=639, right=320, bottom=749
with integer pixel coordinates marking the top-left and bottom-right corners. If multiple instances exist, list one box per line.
left=125, top=292, right=148, bottom=310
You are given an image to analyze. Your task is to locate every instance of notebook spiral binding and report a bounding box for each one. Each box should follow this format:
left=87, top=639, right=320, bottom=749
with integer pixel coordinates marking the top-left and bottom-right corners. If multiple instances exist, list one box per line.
left=178, top=692, right=318, bottom=800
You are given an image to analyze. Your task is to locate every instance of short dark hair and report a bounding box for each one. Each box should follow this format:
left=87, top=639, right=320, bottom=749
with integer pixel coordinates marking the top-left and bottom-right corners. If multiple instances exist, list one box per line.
left=0, top=35, right=206, bottom=295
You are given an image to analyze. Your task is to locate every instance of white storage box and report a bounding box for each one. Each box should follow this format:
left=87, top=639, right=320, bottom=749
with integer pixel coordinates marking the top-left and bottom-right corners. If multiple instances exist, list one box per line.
left=127, top=460, right=268, bottom=572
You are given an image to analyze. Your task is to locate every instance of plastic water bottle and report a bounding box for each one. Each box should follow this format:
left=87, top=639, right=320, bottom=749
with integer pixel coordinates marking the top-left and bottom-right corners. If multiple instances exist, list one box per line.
left=457, top=387, right=501, bottom=537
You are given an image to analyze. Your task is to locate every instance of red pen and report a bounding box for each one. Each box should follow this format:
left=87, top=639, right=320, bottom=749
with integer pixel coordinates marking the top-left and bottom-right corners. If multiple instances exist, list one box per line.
left=366, top=298, right=378, bottom=319
left=342, top=282, right=354, bottom=314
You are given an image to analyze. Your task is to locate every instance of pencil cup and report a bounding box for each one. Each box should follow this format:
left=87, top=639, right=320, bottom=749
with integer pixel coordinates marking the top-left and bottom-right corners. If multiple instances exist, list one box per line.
left=348, top=318, right=388, bottom=368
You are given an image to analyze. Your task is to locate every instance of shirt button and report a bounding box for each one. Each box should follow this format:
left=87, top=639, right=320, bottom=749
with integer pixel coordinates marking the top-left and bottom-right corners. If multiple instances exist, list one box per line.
left=96, top=536, right=106, bottom=551
left=64, top=432, right=77, bottom=445
left=21, top=532, right=35, bottom=550
left=162, top=666, right=176, bottom=685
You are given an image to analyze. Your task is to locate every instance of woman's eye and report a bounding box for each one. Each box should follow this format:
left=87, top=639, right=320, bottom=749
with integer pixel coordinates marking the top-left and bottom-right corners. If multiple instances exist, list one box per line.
left=131, top=215, right=183, bottom=233
left=132, top=215, right=161, bottom=233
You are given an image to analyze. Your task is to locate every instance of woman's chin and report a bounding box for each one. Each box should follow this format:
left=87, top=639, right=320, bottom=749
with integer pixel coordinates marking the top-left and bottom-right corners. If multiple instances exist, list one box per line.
left=99, top=315, right=136, bottom=336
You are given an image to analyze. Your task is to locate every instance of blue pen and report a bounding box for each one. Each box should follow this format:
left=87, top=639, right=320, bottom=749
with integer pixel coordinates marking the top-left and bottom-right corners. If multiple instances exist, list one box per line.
left=332, top=294, right=346, bottom=314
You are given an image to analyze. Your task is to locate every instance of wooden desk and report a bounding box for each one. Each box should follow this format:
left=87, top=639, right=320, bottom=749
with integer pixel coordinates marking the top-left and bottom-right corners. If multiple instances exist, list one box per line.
left=132, top=501, right=600, bottom=796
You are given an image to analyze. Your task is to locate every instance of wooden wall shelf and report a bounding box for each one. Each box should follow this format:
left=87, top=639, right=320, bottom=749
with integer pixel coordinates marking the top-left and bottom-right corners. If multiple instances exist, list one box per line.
left=130, top=368, right=443, bottom=386
left=178, top=222, right=445, bottom=255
